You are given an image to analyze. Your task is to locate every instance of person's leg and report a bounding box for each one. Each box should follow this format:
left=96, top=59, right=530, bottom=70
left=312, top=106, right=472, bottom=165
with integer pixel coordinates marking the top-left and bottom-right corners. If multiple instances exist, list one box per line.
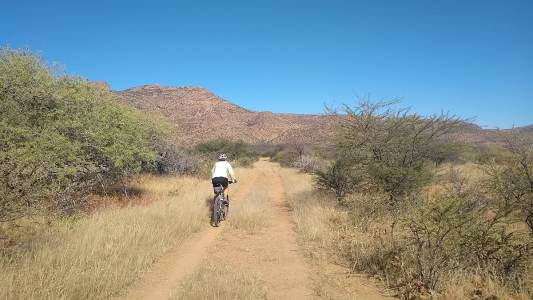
left=222, top=178, right=229, bottom=200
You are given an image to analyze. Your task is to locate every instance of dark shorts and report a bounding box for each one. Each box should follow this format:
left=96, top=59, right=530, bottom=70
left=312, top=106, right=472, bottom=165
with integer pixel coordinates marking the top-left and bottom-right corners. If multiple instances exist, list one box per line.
left=212, top=177, right=229, bottom=189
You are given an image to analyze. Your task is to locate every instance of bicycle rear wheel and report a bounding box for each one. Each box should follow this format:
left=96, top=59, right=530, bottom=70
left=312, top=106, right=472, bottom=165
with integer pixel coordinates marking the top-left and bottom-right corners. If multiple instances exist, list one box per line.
left=211, top=195, right=221, bottom=227
left=222, top=201, right=229, bottom=220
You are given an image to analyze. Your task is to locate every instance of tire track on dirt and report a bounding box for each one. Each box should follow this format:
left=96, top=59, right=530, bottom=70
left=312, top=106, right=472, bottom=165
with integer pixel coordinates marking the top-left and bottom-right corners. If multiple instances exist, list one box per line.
left=118, top=172, right=259, bottom=300
left=206, top=161, right=314, bottom=299
left=267, top=166, right=315, bottom=299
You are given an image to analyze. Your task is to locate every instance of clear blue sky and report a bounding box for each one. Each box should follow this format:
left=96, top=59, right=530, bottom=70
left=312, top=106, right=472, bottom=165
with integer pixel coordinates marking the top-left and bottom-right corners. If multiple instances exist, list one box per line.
left=2, top=0, right=532, bottom=128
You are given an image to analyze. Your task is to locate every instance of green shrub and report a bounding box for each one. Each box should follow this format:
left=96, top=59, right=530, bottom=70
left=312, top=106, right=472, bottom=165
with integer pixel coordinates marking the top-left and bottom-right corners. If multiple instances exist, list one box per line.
left=328, top=100, right=464, bottom=202
left=485, top=132, right=533, bottom=234
left=429, top=143, right=467, bottom=165
left=249, top=143, right=282, bottom=158
left=271, top=148, right=299, bottom=167
left=403, top=190, right=531, bottom=291
left=315, top=159, right=360, bottom=200
left=0, top=48, right=158, bottom=220
left=340, top=178, right=532, bottom=297
left=322, top=100, right=533, bottom=297
left=292, top=154, right=325, bottom=173
left=194, top=139, right=259, bottom=167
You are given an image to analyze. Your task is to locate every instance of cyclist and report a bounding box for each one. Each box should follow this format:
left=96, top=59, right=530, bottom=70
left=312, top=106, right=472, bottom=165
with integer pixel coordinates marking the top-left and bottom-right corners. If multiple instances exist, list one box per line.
left=211, top=153, right=237, bottom=203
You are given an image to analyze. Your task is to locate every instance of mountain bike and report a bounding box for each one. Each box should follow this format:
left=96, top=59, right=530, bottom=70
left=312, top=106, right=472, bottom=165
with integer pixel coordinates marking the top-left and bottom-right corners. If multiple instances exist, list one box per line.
left=211, top=181, right=233, bottom=227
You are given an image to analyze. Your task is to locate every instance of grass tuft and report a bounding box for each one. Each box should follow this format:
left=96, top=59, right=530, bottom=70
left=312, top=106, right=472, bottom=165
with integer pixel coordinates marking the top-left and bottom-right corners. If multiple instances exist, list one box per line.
left=171, top=263, right=266, bottom=300
left=228, top=172, right=272, bottom=233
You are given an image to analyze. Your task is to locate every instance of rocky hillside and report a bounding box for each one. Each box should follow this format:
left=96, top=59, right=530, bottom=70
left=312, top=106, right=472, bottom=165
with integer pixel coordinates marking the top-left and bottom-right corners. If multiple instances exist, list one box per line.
left=115, top=85, right=333, bottom=144
left=115, top=84, right=531, bottom=146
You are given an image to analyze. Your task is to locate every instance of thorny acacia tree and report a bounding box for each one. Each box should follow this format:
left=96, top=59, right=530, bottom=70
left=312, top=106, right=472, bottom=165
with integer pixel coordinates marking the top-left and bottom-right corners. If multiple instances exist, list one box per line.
left=321, top=100, right=465, bottom=248
left=487, top=130, right=533, bottom=234
left=328, top=100, right=465, bottom=202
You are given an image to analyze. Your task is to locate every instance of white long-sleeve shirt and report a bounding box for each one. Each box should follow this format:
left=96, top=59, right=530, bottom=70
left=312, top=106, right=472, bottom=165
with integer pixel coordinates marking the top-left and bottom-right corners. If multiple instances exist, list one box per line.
left=211, top=161, right=236, bottom=181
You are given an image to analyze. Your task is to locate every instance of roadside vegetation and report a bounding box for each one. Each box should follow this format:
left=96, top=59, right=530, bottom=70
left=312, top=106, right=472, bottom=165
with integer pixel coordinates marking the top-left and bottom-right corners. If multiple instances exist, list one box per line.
left=0, top=48, right=268, bottom=299
left=2, top=47, right=532, bottom=299
left=0, top=48, right=211, bottom=299
left=286, top=100, right=533, bottom=299
left=0, top=175, right=211, bottom=300
left=194, top=139, right=278, bottom=171
left=0, top=48, right=200, bottom=224
left=271, top=143, right=330, bottom=173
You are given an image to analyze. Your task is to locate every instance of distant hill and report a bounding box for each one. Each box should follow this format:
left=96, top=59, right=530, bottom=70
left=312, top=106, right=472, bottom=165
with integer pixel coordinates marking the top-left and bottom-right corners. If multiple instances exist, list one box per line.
left=115, top=84, right=531, bottom=145
left=115, top=85, right=333, bottom=144
left=516, top=124, right=533, bottom=134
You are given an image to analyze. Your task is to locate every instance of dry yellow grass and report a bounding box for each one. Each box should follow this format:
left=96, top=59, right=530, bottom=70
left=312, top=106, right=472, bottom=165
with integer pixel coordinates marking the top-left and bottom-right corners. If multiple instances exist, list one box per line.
left=277, top=167, right=337, bottom=261
left=434, top=162, right=486, bottom=182
left=279, top=163, right=532, bottom=299
left=222, top=166, right=274, bottom=233
left=227, top=171, right=273, bottom=233
left=439, top=271, right=531, bottom=300
left=277, top=166, right=396, bottom=299
left=170, top=263, right=266, bottom=300
left=0, top=216, right=53, bottom=250
left=0, top=175, right=211, bottom=300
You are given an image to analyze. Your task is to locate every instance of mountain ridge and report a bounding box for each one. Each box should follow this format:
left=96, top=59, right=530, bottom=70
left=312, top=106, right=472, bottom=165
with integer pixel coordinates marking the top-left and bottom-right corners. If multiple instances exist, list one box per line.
left=114, top=84, right=531, bottom=145
left=115, top=84, right=333, bottom=144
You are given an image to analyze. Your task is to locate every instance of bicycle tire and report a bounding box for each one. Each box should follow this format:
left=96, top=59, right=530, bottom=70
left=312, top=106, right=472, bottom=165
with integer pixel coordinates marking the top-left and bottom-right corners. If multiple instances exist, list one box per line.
left=212, top=195, right=221, bottom=227
left=223, top=202, right=229, bottom=220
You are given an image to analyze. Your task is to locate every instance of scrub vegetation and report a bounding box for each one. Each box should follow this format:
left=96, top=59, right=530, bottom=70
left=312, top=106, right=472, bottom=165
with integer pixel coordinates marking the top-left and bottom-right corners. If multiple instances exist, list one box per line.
left=286, top=100, right=533, bottom=299
left=0, top=175, right=210, bottom=300
left=0, top=48, right=197, bottom=223
left=1, top=47, right=532, bottom=299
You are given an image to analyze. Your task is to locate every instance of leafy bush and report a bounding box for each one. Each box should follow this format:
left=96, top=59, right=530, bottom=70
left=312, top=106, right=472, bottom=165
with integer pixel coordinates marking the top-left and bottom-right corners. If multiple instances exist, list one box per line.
left=249, top=143, right=283, bottom=158
left=151, top=142, right=200, bottom=175
left=327, top=100, right=464, bottom=202
left=319, top=99, right=533, bottom=298
left=147, top=127, right=199, bottom=176
left=271, top=148, right=298, bottom=167
left=0, top=48, right=158, bottom=220
left=428, top=143, right=465, bottom=165
left=292, top=154, right=325, bottom=173
left=339, top=174, right=532, bottom=298
left=474, top=143, right=515, bottom=165
left=403, top=190, right=531, bottom=291
left=486, top=132, right=533, bottom=234
left=194, top=139, right=259, bottom=167
left=315, top=159, right=361, bottom=200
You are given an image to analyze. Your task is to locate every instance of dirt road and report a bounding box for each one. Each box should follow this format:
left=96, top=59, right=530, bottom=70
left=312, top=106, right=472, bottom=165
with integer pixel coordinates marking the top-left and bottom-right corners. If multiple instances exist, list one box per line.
left=119, top=160, right=392, bottom=300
